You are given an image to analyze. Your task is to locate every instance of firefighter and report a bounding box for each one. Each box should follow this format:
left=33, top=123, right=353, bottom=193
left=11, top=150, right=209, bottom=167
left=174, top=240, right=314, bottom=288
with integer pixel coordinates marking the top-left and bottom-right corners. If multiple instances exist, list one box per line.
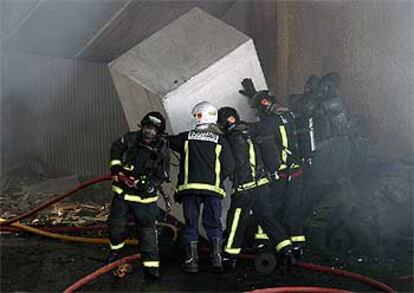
left=217, top=106, right=291, bottom=270
left=240, top=79, right=307, bottom=262
left=288, top=74, right=319, bottom=166
left=168, top=101, right=235, bottom=273
left=107, top=111, right=170, bottom=280
left=303, top=72, right=353, bottom=252
left=314, top=72, right=350, bottom=142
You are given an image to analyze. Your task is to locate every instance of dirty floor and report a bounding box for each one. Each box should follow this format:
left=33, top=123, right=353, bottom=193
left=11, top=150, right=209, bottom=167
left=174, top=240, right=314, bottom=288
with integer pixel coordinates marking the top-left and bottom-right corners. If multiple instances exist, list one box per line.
left=1, top=234, right=412, bottom=292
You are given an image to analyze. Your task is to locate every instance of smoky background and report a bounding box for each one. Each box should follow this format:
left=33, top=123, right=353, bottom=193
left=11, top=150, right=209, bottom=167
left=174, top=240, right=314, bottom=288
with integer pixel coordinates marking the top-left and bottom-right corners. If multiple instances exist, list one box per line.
left=0, top=0, right=412, bottom=277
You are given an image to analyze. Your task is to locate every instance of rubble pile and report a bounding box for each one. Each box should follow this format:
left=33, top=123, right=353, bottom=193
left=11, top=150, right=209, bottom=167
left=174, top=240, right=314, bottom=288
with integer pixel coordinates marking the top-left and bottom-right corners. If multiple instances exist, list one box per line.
left=0, top=173, right=112, bottom=229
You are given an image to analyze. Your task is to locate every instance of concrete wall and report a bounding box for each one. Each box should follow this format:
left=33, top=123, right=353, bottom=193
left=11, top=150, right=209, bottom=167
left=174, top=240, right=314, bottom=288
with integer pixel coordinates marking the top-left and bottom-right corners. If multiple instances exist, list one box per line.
left=1, top=52, right=128, bottom=177
left=220, top=1, right=281, bottom=95
left=277, top=1, right=414, bottom=159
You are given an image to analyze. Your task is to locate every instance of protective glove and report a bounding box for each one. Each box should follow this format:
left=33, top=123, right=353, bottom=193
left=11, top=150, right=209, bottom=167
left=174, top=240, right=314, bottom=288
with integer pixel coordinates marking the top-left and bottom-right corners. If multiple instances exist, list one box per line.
left=133, top=174, right=149, bottom=190
left=268, top=171, right=279, bottom=183
left=304, top=157, right=312, bottom=168
left=123, top=175, right=136, bottom=188
left=114, top=172, right=132, bottom=185
left=110, top=165, right=123, bottom=176
left=239, top=78, right=258, bottom=98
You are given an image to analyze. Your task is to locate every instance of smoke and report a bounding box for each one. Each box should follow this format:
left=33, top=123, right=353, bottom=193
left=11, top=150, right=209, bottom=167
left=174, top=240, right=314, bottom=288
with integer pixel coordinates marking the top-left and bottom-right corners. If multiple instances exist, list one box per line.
left=0, top=0, right=132, bottom=179
left=0, top=0, right=412, bottom=271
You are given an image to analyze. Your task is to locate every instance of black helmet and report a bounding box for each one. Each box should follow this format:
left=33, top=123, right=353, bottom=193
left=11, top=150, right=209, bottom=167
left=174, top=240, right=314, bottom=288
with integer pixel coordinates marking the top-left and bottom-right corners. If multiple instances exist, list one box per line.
left=218, top=107, right=240, bottom=131
left=251, top=90, right=278, bottom=113
left=319, top=72, right=341, bottom=100
left=140, top=111, right=166, bottom=135
left=304, top=75, right=320, bottom=96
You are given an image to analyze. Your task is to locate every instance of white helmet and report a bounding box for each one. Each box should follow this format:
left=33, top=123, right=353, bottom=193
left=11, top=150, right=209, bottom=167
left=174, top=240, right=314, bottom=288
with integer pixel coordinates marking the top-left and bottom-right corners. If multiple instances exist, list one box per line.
left=192, top=101, right=218, bottom=125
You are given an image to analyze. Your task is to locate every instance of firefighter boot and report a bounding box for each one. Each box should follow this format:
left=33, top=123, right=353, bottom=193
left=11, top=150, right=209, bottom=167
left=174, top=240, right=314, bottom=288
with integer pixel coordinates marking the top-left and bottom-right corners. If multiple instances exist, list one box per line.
left=278, top=246, right=295, bottom=276
left=210, top=237, right=223, bottom=273
left=144, top=267, right=160, bottom=281
left=223, top=254, right=238, bottom=270
left=183, top=241, right=198, bottom=273
left=292, top=243, right=305, bottom=262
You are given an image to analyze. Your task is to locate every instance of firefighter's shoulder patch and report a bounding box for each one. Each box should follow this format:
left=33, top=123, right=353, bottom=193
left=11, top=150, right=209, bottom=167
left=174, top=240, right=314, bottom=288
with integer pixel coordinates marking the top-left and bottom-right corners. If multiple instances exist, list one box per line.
left=188, top=131, right=219, bottom=143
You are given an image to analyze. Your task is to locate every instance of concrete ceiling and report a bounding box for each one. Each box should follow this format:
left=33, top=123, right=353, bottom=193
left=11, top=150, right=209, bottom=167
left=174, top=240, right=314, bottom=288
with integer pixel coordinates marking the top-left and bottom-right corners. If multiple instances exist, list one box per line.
left=1, top=0, right=236, bottom=63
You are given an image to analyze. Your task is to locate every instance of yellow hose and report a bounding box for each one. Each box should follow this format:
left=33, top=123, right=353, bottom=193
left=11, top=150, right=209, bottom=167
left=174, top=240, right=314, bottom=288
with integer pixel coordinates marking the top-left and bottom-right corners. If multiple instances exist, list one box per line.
left=1, top=218, right=178, bottom=244
left=0, top=217, right=138, bottom=245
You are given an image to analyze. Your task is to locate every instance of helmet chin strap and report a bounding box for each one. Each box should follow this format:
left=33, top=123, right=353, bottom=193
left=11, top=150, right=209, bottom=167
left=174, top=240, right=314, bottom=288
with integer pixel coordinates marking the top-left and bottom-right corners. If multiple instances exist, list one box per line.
left=269, top=103, right=279, bottom=113
left=269, top=102, right=288, bottom=114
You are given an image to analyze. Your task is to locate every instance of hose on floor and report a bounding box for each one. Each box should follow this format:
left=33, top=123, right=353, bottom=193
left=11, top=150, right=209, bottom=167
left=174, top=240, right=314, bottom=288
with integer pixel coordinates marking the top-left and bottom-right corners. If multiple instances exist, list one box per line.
left=63, top=254, right=141, bottom=293
left=0, top=222, right=178, bottom=242
left=201, top=247, right=397, bottom=293
left=296, top=261, right=397, bottom=293
left=248, top=287, right=352, bottom=293
left=1, top=176, right=398, bottom=293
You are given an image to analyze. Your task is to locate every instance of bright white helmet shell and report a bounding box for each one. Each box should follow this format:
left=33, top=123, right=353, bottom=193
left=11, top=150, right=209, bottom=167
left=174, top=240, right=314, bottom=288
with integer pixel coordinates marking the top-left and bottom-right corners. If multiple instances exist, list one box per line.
left=192, top=101, right=218, bottom=125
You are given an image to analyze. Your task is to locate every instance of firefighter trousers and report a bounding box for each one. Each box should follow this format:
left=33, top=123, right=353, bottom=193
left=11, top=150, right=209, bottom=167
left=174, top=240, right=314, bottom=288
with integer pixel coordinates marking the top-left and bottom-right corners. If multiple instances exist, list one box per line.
left=224, top=184, right=291, bottom=255
left=108, top=195, right=159, bottom=268
left=272, top=173, right=306, bottom=245
left=182, top=193, right=222, bottom=242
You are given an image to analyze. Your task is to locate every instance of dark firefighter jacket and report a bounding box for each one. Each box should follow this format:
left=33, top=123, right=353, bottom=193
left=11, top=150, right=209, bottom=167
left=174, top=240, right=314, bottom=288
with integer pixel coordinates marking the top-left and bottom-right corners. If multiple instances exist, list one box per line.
left=168, top=125, right=235, bottom=198
left=109, top=130, right=170, bottom=204
left=251, top=111, right=301, bottom=173
left=225, top=123, right=269, bottom=192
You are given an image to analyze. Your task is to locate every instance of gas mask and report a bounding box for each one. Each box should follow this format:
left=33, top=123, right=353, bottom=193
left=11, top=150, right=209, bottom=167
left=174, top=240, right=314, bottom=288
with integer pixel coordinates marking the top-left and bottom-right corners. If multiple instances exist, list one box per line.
left=142, top=125, right=158, bottom=142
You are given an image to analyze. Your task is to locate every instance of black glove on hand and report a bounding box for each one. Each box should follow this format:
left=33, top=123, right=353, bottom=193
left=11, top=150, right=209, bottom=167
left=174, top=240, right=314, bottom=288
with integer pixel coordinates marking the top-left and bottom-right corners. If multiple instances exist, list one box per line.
left=268, top=171, right=279, bottom=184
left=239, top=78, right=258, bottom=98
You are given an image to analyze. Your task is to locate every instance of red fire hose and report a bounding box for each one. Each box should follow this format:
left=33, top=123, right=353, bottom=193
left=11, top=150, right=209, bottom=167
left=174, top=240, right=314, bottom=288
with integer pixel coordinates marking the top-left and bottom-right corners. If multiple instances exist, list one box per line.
left=63, top=249, right=397, bottom=293
left=296, top=261, right=397, bottom=293
left=1, top=175, right=399, bottom=293
left=203, top=247, right=397, bottom=293
left=63, top=254, right=141, bottom=293
left=248, top=287, right=352, bottom=293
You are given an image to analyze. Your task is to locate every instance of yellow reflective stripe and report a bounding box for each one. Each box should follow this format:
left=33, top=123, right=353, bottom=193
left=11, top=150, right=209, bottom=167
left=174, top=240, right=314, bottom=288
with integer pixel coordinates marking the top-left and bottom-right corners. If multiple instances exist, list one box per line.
left=276, top=239, right=292, bottom=252
left=226, top=208, right=241, bottom=253
left=279, top=125, right=288, bottom=169
left=291, top=235, right=306, bottom=243
left=143, top=261, right=159, bottom=268
left=178, top=183, right=226, bottom=196
left=124, top=194, right=158, bottom=203
left=247, top=139, right=256, bottom=181
left=291, top=163, right=300, bottom=169
left=224, top=247, right=241, bottom=255
left=237, top=177, right=269, bottom=191
left=112, top=185, right=123, bottom=194
left=110, top=241, right=125, bottom=250
left=184, top=141, right=189, bottom=185
left=110, top=159, right=122, bottom=167
left=123, top=164, right=134, bottom=171
left=279, top=164, right=287, bottom=171
left=255, top=225, right=269, bottom=240
left=215, top=144, right=222, bottom=189
left=257, top=177, right=269, bottom=186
